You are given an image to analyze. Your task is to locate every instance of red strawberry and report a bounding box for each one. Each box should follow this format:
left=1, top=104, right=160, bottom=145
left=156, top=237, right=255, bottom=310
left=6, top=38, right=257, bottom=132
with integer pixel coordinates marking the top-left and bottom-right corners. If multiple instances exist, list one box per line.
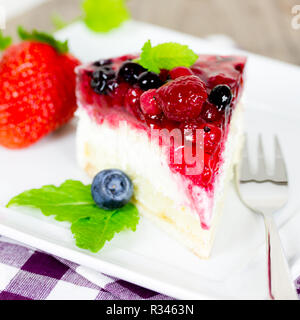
left=0, top=28, right=80, bottom=149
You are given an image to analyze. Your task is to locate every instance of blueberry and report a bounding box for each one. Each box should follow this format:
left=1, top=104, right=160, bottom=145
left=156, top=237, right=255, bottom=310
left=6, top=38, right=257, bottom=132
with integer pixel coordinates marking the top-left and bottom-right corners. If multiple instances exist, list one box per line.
left=91, top=169, right=134, bottom=210
left=204, top=126, right=211, bottom=133
left=117, top=61, right=146, bottom=84
left=208, top=85, right=232, bottom=110
left=137, top=72, right=162, bottom=91
left=90, top=67, right=116, bottom=94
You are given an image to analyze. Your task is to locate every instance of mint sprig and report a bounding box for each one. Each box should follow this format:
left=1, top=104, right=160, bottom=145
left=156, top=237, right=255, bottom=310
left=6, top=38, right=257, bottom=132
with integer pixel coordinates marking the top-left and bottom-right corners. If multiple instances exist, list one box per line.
left=137, top=40, right=198, bottom=74
left=0, top=30, right=12, bottom=51
left=72, top=203, right=138, bottom=252
left=82, top=0, right=130, bottom=33
left=7, top=180, right=139, bottom=253
left=18, top=26, right=69, bottom=54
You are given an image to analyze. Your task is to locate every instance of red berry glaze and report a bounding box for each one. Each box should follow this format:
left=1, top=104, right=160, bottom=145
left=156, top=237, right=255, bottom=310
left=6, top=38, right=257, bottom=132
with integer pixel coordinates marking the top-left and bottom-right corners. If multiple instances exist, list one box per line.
left=170, top=67, right=194, bottom=79
left=0, top=41, right=80, bottom=149
left=200, top=102, right=222, bottom=123
left=108, top=82, right=130, bottom=108
left=202, top=124, right=222, bottom=155
left=78, top=54, right=246, bottom=191
left=155, top=75, right=208, bottom=122
left=124, top=88, right=144, bottom=118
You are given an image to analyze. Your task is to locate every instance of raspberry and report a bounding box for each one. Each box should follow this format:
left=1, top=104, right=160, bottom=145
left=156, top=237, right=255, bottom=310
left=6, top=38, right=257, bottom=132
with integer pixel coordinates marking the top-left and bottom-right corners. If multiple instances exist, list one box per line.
left=200, top=102, right=222, bottom=123
left=156, top=76, right=208, bottom=122
left=170, top=67, right=193, bottom=80
left=159, top=69, right=170, bottom=82
left=140, top=89, right=161, bottom=116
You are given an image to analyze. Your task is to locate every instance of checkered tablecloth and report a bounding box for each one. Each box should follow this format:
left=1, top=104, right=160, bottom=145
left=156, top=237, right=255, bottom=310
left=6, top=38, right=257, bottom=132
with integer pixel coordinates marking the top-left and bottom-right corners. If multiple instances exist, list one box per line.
left=1, top=236, right=300, bottom=300
left=0, top=236, right=172, bottom=300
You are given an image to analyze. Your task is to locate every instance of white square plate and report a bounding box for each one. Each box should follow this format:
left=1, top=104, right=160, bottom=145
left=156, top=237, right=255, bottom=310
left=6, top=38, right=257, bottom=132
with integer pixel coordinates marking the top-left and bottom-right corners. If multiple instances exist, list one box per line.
left=1, top=21, right=300, bottom=299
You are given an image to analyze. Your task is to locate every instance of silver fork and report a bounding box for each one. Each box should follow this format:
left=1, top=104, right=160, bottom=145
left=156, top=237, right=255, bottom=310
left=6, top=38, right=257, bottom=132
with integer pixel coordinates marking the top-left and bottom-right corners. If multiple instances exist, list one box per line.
left=234, top=135, right=298, bottom=300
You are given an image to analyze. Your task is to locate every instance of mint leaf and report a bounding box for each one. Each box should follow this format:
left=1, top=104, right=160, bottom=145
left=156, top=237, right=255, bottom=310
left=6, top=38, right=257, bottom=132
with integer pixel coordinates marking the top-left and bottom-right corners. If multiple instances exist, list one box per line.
left=71, top=203, right=139, bottom=252
left=7, top=180, right=140, bottom=252
left=17, top=26, right=69, bottom=54
left=137, top=40, right=198, bottom=74
left=0, top=30, right=12, bottom=51
left=7, top=180, right=97, bottom=223
left=82, top=0, right=130, bottom=33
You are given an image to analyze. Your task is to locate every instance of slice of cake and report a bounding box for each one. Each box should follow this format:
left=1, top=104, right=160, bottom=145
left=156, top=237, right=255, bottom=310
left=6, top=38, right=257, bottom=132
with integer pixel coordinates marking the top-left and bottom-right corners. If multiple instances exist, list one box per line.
left=75, top=49, right=246, bottom=258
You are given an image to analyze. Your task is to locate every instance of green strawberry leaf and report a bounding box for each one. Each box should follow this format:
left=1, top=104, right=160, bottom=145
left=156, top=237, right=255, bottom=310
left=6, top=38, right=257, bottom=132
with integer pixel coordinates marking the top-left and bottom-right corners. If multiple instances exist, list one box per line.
left=17, top=26, right=69, bottom=54
left=137, top=40, right=198, bottom=74
left=7, top=180, right=140, bottom=252
left=71, top=203, right=139, bottom=252
left=0, top=30, right=12, bottom=51
left=82, top=0, right=130, bottom=33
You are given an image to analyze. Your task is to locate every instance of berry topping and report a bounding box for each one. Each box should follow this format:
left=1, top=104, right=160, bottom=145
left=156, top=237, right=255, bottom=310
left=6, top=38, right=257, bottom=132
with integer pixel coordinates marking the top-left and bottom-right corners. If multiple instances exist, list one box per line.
left=207, top=74, right=236, bottom=90
left=140, top=89, right=161, bottom=116
left=124, top=87, right=143, bottom=117
left=107, top=82, right=130, bottom=107
left=201, top=164, right=213, bottom=185
left=156, top=75, right=208, bottom=122
left=137, top=72, right=162, bottom=91
left=208, top=84, right=233, bottom=110
left=208, top=84, right=232, bottom=110
left=91, top=67, right=116, bottom=94
left=202, top=124, right=222, bottom=154
left=93, top=59, right=112, bottom=67
left=179, top=120, right=205, bottom=144
left=200, top=102, right=222, bottom=123
left=117, top=61, right=146, bottom=84
left=159, top=69, right=170, bottom=82
left=79, top=52, right=246, bottom=190
left=170, top=67, right=193, bottom=79
left=91, top=169, right=134, bottom=210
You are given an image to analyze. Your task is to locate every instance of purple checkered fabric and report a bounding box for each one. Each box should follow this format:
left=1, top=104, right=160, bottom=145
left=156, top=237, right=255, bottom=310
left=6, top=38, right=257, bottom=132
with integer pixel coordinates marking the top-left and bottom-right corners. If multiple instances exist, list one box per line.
left=1, top=236, right=299, bottom=300
left=0, top=236, right=172, bottom=300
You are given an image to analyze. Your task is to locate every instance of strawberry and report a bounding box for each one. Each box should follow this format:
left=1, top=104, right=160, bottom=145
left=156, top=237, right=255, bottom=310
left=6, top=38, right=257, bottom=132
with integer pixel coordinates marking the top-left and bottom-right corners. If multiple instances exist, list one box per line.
left=0, top=27, right=80, bottom=149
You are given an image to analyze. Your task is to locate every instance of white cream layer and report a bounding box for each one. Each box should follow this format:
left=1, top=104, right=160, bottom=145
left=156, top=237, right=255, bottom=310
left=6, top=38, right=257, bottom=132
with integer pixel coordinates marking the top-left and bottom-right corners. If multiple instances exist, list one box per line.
left=76, top=102, right=244, bottom=257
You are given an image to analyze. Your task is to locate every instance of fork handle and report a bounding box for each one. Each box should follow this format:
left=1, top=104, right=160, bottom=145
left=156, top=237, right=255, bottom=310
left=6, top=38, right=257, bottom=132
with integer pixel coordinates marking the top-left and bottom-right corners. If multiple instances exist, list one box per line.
left=263, top=214, right=298, bottom=300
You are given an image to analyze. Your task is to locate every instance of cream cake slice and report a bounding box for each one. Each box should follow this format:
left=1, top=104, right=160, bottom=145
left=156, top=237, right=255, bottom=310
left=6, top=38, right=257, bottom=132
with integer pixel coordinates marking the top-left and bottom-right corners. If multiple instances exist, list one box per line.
left=75, top=54, right=246, bottom=258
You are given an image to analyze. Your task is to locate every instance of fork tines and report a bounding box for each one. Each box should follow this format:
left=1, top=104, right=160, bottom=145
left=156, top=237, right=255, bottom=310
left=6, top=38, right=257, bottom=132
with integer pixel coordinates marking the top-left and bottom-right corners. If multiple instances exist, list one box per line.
left=240, top=135, right=288, bottom=185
